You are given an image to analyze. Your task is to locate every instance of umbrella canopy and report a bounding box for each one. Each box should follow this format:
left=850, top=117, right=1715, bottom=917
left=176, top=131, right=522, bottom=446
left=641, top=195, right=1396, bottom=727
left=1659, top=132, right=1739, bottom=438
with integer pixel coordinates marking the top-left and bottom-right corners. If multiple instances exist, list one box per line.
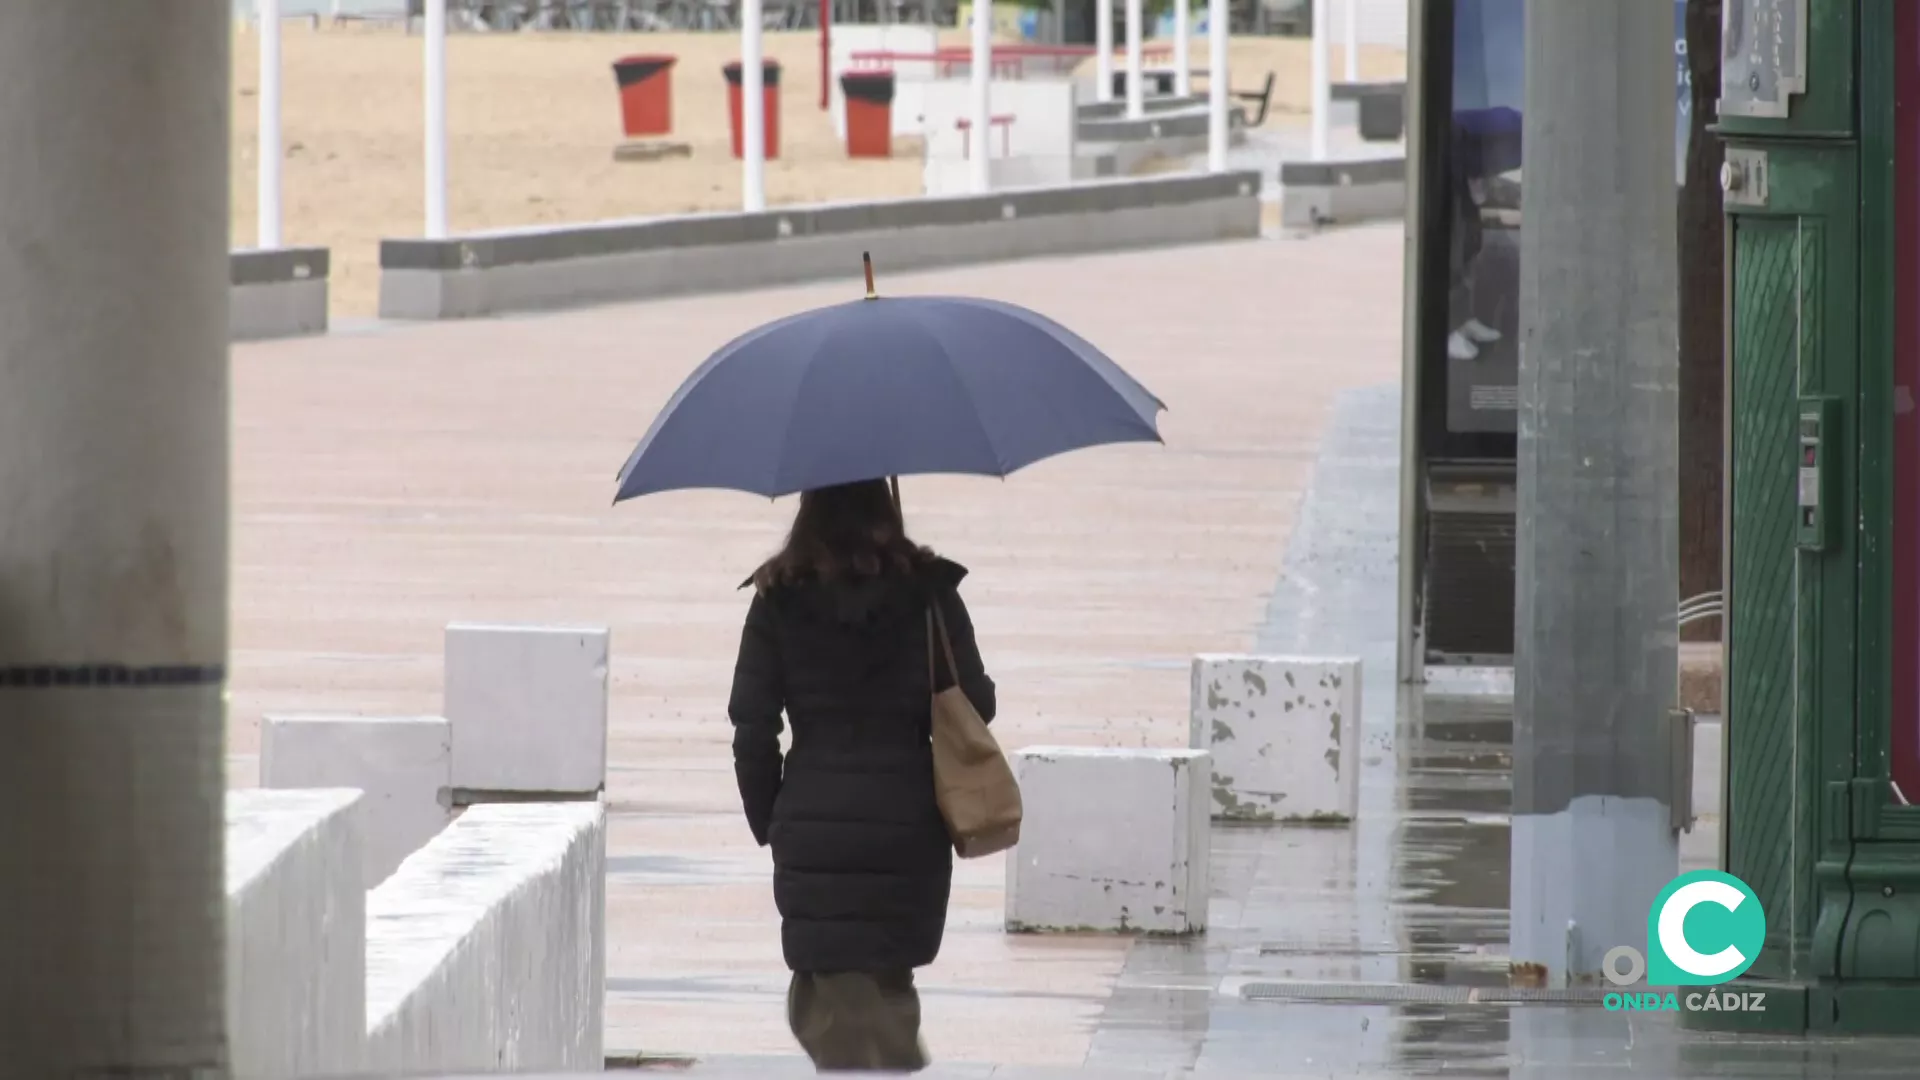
left=614, top=293, right=1164, bottom=501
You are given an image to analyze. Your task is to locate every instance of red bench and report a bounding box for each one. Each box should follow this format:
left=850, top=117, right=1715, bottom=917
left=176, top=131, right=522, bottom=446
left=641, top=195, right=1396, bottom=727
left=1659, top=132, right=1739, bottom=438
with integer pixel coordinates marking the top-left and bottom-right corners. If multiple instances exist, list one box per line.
left=954, top=114, right=1017, bottom=159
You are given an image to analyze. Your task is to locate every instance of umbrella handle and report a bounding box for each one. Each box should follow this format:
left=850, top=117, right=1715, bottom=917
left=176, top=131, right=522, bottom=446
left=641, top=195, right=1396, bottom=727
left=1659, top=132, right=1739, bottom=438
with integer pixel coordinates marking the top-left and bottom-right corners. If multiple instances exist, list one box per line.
left=888, top=475, right=901, bottom=514
left=863, top=252, right=877, bottom=300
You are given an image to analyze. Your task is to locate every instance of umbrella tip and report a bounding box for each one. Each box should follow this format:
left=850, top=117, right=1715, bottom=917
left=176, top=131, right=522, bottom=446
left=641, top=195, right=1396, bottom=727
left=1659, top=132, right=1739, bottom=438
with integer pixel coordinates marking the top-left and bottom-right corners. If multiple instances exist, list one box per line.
left=862, top=251, right=877, bottom=300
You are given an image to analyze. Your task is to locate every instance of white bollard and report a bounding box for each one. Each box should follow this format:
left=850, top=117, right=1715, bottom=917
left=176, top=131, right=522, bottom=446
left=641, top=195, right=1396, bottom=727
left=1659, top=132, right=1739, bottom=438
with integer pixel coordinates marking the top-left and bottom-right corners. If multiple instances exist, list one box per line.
left=1173, top=0, right=1191, bottom=98
left=1189, top=655, right=1362, bottom=823
left=257, top=0, right=283, bottom=249
left=1309, top=0, right=1330, bottom=160
left=1205, top=0, right=1227, bottom=171
left=1343, top=0, right=1359, bottom=81
left=424, top=0, right=448, bottom=238
left=444, top=622, right=610, bottom=798
left=1095, top=0, right=1114, bottom=102
left=1123, top=0, right=1144, bottom=118
left=259, top=715, right=455, bottom=888
left=226, top=788, right=368, bottom=1079
left=968, top=0, right=992, bottom=193
left=1005, top=747, right=1211, bottom=934
left=741, top=0, right=767, bottom=211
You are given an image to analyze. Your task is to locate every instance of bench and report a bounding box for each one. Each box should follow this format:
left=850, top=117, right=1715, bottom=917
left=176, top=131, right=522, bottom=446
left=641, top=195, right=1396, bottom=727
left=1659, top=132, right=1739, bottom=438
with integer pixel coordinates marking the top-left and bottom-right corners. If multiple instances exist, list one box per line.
left=1193, top=69, right=1277, bottom=126
left=954, top=113, right=1017, bottom=159
left=1005, top=746, right=1211, bottom=934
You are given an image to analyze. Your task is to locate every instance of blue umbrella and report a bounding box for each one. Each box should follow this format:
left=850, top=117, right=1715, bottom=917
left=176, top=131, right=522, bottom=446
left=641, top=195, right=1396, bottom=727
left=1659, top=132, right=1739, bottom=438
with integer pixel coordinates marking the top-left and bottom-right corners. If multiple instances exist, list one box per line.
left=614, top=256, right=1164, bottom=501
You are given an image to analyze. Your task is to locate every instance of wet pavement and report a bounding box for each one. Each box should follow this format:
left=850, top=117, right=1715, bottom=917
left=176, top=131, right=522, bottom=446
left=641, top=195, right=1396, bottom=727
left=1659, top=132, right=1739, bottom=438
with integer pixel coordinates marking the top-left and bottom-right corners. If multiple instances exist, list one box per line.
left=649, top=384, right=1920, bottom=1078
left=226, top=234, right=1920, bottom=1077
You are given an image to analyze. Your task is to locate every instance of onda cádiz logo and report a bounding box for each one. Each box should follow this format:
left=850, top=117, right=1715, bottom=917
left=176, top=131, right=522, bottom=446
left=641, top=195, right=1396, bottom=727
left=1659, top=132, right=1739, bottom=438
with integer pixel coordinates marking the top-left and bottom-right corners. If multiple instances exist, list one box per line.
left=1600, top=870, right=1769, bottom=1014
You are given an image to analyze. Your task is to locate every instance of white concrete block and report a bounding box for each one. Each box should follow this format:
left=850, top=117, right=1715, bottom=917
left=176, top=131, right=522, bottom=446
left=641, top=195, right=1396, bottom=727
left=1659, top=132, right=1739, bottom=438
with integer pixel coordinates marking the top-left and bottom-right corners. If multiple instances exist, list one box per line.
left=445, top=622, right=609, bottom=796
left=365, top=802, right=607, bottom=1075
left=1190, top=655, right=1362, bottom=823
left=226, top=788, right=368, bottom=1080
left=260, top=714, right=455, bottom=888
left=1005, top=746, right=1211, bottom=935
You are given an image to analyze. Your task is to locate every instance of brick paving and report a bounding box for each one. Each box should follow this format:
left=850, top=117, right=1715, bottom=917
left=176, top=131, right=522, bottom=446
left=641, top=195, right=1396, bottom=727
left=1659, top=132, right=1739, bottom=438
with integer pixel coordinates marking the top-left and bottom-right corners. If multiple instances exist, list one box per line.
left=226, top=228, right=1406, bottom=1064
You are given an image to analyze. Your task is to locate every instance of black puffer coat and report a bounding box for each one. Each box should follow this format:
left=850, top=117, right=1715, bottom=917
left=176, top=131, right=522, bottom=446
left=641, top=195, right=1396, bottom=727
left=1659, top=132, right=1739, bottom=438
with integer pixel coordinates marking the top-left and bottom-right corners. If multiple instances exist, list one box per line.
left=728, top=557, right=996, bottom=974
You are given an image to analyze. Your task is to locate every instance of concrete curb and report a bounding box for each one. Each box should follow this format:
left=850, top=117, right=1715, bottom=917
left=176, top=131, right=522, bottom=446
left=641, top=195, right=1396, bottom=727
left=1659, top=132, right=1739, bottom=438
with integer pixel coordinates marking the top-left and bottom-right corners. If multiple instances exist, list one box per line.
left=377, top=171, right=1263, bottom=320
left=1279, top=156, right=1407, bottom=229
left=231, top=247, right=330, bottom=342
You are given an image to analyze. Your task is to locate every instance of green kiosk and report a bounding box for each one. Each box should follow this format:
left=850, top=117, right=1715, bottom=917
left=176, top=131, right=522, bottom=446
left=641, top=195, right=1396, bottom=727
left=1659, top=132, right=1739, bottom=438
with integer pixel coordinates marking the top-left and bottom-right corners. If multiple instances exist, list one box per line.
left=1702, top=0, right=1920, bottom=1034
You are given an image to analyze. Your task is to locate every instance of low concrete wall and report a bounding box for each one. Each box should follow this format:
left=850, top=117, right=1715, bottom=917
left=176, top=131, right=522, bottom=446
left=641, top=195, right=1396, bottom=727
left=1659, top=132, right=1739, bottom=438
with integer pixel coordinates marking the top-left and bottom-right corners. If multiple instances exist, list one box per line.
left=1075, top=93, right=1212, bottom=120
left=231, top=247, right=329, bottom=341
left=260, top=714, right=456, bottom=888
left=1280, top=156, right=1407, bottom=229
left=227, top=788, right=367, bottom=1080
left=365, top=802, right=607, bottom=1075
left=378, top=171, right=1262, bottom=320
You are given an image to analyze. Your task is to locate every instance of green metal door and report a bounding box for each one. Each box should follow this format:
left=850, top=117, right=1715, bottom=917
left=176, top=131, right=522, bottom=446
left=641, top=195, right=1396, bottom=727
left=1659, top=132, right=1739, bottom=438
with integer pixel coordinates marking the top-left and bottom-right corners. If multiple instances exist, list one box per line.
left=1722, top=142, right=1859, bottom=986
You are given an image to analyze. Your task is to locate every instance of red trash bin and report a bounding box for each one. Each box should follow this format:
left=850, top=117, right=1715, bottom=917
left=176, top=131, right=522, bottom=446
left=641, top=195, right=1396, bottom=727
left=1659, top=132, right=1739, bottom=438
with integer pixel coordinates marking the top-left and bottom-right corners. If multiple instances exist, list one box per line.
left=840, top=71, right=895, bottom=158
left=724, top=59, right=782, bottom=159
left=612, top=54, right=676, bottom=138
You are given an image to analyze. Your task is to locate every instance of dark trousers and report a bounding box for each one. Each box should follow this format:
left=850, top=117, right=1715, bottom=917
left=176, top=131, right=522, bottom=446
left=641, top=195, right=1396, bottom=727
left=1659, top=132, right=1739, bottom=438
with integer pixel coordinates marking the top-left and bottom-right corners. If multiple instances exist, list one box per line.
left=787, top=969, right=928, bottom=1072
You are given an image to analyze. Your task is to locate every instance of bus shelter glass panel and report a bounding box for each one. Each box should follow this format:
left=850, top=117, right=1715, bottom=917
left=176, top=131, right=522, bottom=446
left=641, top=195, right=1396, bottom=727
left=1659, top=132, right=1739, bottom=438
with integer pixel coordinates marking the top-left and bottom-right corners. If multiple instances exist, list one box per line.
left=1442, top=0, right=1524, bottom=437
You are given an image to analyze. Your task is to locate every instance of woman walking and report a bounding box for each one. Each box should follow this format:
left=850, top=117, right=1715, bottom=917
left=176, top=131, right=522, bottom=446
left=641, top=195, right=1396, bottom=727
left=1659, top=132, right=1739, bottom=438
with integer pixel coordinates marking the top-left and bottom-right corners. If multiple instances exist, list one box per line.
left=728, top=479, right=997, bottom=1072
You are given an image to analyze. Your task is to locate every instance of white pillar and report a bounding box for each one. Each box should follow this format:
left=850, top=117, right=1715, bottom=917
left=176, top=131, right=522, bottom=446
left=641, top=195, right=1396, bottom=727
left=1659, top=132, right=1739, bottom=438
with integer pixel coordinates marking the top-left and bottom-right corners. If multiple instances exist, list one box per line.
left=257, top=0, right=283, bottom=249
left=1343, top=0, right=1359, bottom=81
left=424, top=0, right=448, bottom=238
left=1206, top=0, right=1227, bottom=171
left=1095, top=0, right=1114, bottom=102
left=0, top=2, right=230, bottom=1073
left=741, top=0, right=767, bottom=211
left=968, top=0, right=991, bottom=192
left=1123, top=0, right=1144, bottom=118
left=1173, top=0, right=1191, bottom=97
left=1310, top=0, right=1329, bottom=160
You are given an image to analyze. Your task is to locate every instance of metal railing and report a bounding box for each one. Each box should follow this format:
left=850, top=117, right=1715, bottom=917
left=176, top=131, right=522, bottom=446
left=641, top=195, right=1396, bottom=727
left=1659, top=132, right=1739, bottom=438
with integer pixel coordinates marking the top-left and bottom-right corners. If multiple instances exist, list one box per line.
left=1677, top=590, right=1722, bottom=629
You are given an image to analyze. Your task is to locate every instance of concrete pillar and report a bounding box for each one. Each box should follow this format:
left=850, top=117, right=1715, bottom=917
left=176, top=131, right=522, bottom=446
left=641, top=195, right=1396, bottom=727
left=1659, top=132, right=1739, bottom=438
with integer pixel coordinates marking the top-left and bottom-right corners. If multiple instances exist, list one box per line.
left=0, top=2, right=231, bottom=1072
left=1510, top=0, right=1679, bottom=983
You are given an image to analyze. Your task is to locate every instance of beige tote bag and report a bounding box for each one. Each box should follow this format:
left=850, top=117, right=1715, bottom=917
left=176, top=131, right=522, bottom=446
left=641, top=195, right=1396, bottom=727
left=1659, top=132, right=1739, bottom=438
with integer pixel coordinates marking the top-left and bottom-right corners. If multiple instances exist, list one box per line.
left=927, top=603, right=1022, bottom=858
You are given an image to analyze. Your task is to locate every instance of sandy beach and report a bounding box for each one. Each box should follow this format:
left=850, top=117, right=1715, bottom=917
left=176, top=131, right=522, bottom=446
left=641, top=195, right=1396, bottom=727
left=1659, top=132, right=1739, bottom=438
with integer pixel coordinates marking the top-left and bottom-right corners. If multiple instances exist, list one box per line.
left=229, top=24, right=1405, bottom=315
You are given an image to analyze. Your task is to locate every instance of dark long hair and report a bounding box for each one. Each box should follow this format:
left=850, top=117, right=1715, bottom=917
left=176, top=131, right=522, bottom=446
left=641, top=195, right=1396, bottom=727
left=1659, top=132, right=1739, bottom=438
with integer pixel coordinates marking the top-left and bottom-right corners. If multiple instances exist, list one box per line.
left=753, top=479, right=936, bottom=590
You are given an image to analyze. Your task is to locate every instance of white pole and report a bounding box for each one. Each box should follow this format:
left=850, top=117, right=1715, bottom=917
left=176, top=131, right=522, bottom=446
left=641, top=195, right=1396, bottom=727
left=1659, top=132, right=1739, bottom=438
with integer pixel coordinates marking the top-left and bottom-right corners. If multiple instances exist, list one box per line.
left=1173, top=0, right=1190, bottom=97
left=968, top=0, right=991, bottom=192
left=1123, top=0, right=1143, bottom=118
left=257, top=0, right=282, bottom=249
left=424, top=0, right=448, bottom=238
left=1309, top=0, right=1329, bottom=160
left=1206, top=0, right=1226, bottom=170
left=1095, top=0, right=1113, bottom=102
left=742, top=0, right=766, bottom=211
left=1343, top=0, right=1358, bottom=81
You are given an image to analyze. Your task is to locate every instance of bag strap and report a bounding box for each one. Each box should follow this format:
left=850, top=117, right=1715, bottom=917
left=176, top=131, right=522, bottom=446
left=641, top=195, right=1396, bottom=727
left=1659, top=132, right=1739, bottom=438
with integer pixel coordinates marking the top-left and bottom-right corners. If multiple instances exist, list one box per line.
left=927, top=596, right=962, bottom=690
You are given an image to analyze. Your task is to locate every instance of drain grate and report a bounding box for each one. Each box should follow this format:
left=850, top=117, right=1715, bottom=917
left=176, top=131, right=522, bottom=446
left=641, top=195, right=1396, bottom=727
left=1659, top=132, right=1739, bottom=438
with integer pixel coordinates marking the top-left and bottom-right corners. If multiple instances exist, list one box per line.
left=1240, top=981, right=1611, bottom=1006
